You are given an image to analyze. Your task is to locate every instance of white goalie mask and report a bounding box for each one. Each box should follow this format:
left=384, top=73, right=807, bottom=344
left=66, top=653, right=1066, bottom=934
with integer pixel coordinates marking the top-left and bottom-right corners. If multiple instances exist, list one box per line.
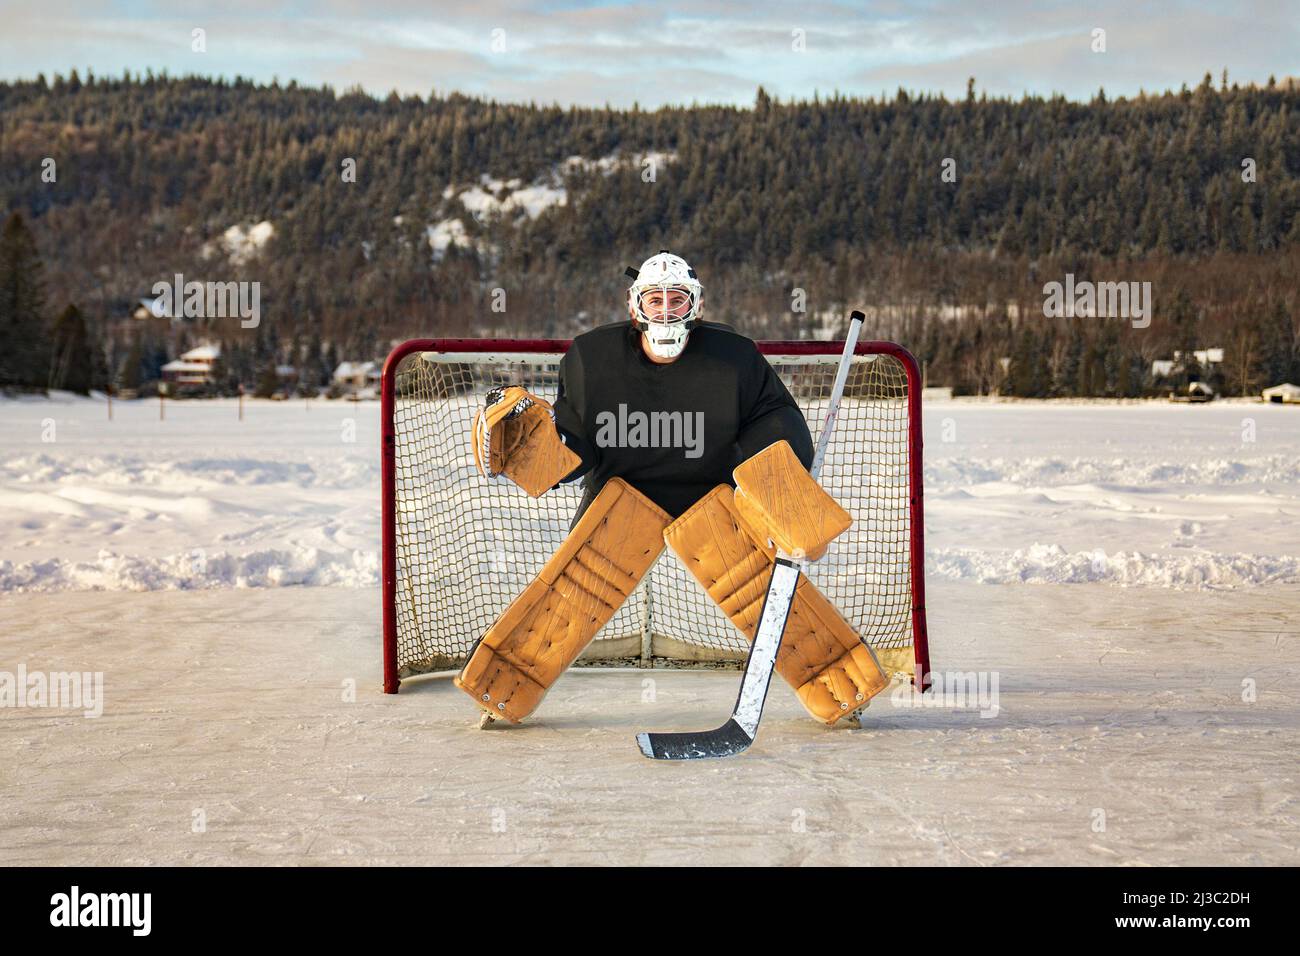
left=626, top=250, right=703, bottom=361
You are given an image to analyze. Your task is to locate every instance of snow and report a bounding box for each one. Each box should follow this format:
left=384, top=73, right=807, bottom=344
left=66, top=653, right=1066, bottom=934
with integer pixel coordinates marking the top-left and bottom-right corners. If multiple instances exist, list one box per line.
left=922, top=399, right=1300, bottom=589
left=3, top=393, right=1294, bottom=595
left=405, top=152, right=684, bottom=263
left=453, top=181, right=567, bottom=221
left=0, top=394, right=378, bottom=591
left=455, top=185, right=500, bottom=218
left=503, top=183, right=568, bottom=219
left=425, top=218, right=474, bottom=259
left=202, top=221, right=275, bottom=265
left=561, top=150, right=678, bottom=176
left=158, top=360, right=211, bottom=374
left=435, top=151, right=679, bottom=237
left=1, top=392, right=1297, bottom=864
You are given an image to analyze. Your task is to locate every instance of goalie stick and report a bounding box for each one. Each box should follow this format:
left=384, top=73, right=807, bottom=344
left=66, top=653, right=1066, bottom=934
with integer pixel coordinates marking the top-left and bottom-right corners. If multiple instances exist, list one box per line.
left=636, top=310, right=866, bottom=760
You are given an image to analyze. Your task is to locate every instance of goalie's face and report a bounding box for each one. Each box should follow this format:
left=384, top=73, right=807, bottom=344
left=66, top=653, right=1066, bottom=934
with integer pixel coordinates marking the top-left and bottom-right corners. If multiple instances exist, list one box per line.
left=637, top=287, right=694, bottom=323
left=631, top=285, right=695, bottom=364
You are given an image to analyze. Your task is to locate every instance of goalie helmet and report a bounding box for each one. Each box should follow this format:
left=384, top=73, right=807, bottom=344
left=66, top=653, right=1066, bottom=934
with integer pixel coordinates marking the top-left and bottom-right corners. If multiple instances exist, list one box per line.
left=625, top=250, right=703, bottom=361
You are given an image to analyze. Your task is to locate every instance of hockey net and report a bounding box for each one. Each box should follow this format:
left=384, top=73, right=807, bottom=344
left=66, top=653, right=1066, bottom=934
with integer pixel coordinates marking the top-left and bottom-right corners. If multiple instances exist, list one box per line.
left=382, top=338, right=929, bottom=692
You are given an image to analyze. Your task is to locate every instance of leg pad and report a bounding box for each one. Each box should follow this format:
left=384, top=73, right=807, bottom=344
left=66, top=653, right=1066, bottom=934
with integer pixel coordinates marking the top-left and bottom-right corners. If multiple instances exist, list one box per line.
left=664, top=485, right=888, bottom=724
left=455, top=478, right=670, bottom=722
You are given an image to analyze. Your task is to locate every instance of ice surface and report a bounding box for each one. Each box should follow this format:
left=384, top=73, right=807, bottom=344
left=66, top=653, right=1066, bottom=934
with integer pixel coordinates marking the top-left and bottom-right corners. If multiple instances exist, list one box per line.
left=0, top=583, right=1294, bottom=865
left=1, top=392, right=1297, bottom=864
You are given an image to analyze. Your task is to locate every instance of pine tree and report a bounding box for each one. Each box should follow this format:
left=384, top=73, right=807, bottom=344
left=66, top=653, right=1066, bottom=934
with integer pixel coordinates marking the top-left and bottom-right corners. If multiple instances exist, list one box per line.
left=1260, top=300, right=1297, bottom=387
left=0, top=213, right=50, bottom=390
left=89, top=331, right=111, bottom=394
left=324, top=342, right=339, bottom=384
left=208, top=350, right=236, bottom=396
left=1117, top=347, right=1134, bottom=397
left=254, top=359, right=281, bottom=398
left=1007, top=327, right=1042, bottom=396
left=1058, top=321, right=1084, bottom=396
left=48, top=304, right=93, bottom=393
left=119, top=336, right=144, bottom=391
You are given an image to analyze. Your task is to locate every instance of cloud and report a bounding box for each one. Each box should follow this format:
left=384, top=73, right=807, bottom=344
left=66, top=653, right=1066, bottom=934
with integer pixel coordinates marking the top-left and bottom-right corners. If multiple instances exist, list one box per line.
left=1, top=0, right=1297, bottom=106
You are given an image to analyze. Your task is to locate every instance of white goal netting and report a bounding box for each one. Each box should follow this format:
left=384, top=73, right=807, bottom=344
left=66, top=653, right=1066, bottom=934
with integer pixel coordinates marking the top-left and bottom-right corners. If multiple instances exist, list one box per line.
left=386, top=342, right=923, bottom=682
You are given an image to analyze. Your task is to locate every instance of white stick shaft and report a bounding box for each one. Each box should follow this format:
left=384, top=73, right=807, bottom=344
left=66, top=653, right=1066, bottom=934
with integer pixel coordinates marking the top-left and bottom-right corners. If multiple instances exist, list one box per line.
left=809, top=312, right=864, bottom=482
left=732, top=559, right=802, bottom=737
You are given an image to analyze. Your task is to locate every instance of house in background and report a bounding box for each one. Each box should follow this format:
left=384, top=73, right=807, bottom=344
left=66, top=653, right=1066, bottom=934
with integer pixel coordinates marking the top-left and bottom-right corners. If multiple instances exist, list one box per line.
left=161, top=344, right=220, bottom=391
left=132, top=295, right=183, bottom=322
left=1169, top=380, right=1216, bottom=403
left=1261, top=383, right=1300, bottom=404
left=333, top=361, right=381, bottom=398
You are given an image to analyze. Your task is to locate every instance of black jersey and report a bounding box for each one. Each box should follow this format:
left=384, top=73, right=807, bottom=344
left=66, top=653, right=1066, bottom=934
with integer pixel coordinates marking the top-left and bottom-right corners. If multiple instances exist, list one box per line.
left=551, top=321, right=814, bottom=518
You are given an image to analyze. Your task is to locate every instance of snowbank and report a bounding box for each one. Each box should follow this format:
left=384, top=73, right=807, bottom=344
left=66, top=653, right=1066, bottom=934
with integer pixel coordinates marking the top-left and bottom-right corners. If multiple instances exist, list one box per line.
left=0, top=546, right=377, bottom=592
left=0, top=396, right=1295, bottom=594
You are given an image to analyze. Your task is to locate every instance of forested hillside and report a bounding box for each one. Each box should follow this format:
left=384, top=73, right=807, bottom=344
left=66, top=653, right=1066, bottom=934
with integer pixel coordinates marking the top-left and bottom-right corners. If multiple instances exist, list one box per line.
left=2, top=70, right=1297, bottom=395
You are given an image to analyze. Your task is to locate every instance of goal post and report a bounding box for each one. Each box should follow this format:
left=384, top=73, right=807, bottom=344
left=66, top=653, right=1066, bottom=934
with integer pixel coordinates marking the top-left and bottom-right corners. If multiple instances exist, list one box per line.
left=382, top=337, right=930, bottom=694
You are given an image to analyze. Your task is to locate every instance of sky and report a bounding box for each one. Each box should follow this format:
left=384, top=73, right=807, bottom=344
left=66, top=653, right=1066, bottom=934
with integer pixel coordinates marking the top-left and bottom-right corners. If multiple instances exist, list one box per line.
left=2, top=0, right=1297, bottom=108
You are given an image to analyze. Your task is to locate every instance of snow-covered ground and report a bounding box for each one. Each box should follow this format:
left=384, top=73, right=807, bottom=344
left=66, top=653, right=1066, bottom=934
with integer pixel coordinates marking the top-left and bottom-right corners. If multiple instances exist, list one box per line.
left=0, top=394, right=380, bottom=591
left=1, top=393, right=1295, bottom=592
left=1, top=392, right=1297, bottom=864
left=924, top=399, right=1300, bottom=588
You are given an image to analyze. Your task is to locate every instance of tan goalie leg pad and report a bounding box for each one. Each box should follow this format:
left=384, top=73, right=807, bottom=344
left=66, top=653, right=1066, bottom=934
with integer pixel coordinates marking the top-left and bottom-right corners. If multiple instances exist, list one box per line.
left=454, top=478, right=670, bottom=723
left=664, top=485, right=889, bottom=725
left=783, top=585, right=890, bottom=723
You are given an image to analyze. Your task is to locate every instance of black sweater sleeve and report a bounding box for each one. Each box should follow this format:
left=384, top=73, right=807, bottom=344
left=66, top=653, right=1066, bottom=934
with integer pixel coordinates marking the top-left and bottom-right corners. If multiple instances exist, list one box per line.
left=552, top=344, right=599, bottom=483
left=735, top=344, right=814, bottom=470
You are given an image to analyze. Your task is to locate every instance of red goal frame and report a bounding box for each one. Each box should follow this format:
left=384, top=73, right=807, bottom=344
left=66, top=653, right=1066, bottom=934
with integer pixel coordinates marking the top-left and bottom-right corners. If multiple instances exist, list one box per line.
left=381, top=337, right=930, bottom=694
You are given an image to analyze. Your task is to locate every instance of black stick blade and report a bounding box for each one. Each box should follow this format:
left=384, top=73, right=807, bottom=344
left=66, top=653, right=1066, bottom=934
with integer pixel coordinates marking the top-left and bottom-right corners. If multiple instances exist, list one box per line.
left=636, top=718, right=755, bottom=760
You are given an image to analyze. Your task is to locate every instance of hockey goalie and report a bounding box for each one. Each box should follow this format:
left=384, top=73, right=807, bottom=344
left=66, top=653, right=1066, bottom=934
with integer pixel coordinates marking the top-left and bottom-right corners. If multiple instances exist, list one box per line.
left=456, top=250, right=889, bottom=731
